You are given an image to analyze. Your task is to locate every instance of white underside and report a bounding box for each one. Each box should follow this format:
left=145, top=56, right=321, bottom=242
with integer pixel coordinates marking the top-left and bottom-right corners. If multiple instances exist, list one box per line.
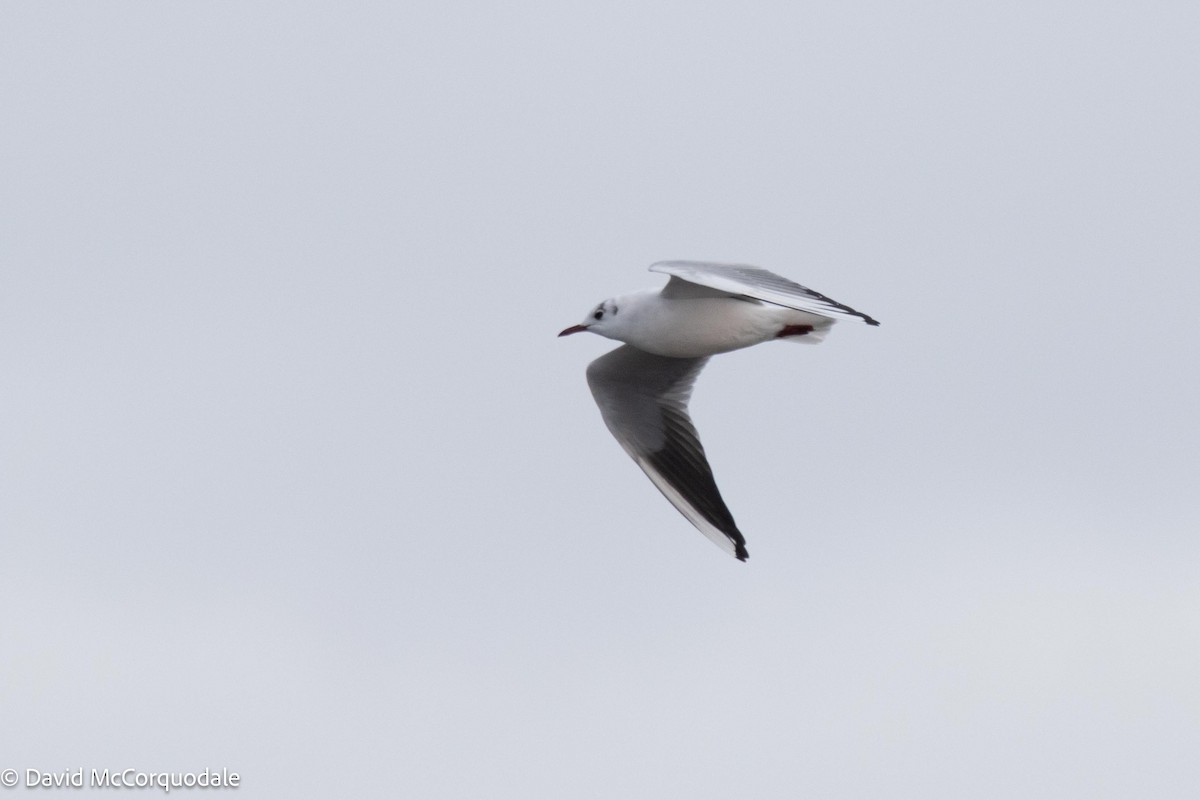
left=617, top=294, right=833, bottom=358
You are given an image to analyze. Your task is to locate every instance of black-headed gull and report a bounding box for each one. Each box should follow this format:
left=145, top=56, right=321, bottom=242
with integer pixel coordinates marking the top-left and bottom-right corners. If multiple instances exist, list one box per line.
left=560, top=261, right=878, bottom=561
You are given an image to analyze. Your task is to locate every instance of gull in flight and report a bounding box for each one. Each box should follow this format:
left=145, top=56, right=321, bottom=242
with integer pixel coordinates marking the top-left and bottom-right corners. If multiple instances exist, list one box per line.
left=559, top=261, right=879, bottom=561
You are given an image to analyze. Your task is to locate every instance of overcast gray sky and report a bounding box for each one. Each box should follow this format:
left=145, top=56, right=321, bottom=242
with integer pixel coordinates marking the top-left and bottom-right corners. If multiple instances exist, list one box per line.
left=2, top=2, right=1198, bottom=798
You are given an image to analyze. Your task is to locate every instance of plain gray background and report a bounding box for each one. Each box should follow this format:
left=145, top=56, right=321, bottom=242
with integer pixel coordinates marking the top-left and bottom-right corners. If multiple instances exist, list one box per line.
left=2, top=2, right=1197, bottom=797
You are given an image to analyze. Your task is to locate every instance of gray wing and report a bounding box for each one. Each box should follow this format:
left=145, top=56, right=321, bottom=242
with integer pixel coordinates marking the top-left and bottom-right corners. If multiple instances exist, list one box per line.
left=652, top=260, right=880, bottom=326
left=586, top=344, right=748, bottom=561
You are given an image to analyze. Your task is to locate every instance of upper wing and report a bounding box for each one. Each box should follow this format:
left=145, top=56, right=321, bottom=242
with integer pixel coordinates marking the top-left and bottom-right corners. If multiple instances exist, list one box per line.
left=585, top=345, right=749, bottom=561
left=652, top=260, right=880, bottom=326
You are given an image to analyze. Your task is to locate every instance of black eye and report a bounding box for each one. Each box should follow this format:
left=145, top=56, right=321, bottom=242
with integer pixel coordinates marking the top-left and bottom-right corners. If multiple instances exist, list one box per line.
left=593, top=309, right=604, bottom=320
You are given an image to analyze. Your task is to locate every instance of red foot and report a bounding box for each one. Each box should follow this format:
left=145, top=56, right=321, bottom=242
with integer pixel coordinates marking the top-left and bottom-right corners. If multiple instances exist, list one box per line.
left=775, top=324, right=814, bottom=338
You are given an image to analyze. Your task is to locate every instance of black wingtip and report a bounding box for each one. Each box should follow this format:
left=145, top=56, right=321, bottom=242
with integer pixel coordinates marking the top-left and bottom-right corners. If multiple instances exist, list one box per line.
left=866, top=317, right=881, bottom=326
left=735, top=543, right=749, bottom=561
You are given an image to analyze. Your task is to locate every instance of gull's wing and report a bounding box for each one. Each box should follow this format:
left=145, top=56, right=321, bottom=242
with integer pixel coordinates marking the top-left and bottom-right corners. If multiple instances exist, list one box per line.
left=652, top=260, right=880, bottom=326
left=585, top=344, right=748, bottom=561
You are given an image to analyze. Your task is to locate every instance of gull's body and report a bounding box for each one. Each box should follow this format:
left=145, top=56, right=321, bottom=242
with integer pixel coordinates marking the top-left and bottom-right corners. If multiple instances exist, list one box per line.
left=587, top=289, right=828, bottom=358
left=560, top=261, right=878, bottom=561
